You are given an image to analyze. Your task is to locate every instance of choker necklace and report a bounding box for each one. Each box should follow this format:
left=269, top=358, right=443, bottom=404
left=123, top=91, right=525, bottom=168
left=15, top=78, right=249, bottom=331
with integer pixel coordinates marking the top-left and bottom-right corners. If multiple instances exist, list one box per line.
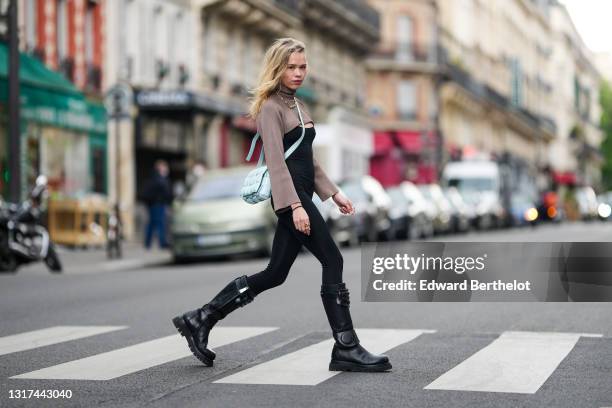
left=277, top=90, right=297, bottom=109
left=276, top=84, right=299, bottom=109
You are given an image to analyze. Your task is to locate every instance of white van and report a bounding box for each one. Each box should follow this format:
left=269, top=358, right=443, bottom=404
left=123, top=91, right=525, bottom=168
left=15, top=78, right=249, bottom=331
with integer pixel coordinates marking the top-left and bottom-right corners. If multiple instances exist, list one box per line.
left=441, top=161, right=508, bottom=229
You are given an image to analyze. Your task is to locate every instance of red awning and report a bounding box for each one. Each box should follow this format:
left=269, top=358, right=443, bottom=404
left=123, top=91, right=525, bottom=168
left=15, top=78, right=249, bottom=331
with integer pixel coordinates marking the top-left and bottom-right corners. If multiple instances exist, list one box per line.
left=552, top=171, right=576, bottom=185
left=374, top=132, right=394, bottom=155
left=396, top=131, right=422, bottom=153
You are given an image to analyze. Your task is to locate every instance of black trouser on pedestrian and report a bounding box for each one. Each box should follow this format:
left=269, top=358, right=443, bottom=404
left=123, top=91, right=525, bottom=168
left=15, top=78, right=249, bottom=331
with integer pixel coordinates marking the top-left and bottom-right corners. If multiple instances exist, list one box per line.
left=246, top=190, right=343, bottom=295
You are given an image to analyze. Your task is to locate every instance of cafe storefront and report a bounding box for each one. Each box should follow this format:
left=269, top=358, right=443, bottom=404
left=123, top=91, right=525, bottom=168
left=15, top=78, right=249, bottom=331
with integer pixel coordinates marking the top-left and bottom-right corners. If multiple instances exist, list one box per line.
left=0, top=43, right=107, bottom=200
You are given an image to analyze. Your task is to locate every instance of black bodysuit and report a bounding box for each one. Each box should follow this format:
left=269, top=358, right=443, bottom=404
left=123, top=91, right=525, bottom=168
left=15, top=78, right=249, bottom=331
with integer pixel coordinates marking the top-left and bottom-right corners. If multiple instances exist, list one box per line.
left=273, top=125, right=316, bottom=211
left=246, top=125, right=344, bottom=296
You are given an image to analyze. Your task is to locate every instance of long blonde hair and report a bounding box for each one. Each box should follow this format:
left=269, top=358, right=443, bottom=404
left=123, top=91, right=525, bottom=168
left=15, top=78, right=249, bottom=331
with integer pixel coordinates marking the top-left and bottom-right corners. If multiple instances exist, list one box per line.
left=248, top=38, right=306, bottom=119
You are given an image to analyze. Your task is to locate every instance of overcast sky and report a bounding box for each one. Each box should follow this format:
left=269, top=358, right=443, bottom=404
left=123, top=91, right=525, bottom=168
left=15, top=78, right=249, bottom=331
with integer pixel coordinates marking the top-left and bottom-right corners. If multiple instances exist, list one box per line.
left=561, top=0, right=612, bottom=53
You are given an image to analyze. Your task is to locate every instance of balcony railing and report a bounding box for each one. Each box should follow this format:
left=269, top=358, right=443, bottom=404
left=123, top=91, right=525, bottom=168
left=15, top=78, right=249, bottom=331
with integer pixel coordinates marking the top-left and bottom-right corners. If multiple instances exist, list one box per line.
left=441, top=48, right=558, bottom=138
left=398, top=111, right=418, bottom=121
left=332, top=0, right=380, bottom=32
left=371, top=41, right=439, bottom=64
left=273, top=0, right=301, bottom=17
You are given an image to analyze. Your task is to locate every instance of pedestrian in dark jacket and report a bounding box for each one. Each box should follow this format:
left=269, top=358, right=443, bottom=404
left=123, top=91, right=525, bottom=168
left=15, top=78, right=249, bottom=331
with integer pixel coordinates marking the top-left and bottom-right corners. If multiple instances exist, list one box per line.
left=142, top=160, right=172, bottom=249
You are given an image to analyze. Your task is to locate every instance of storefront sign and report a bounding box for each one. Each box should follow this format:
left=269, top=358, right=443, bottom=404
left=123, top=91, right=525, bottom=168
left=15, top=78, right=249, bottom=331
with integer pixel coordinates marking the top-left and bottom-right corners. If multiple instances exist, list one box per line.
left=18, top=85, right=107, bottom=134
left=136, top=90, right=192, bottom=108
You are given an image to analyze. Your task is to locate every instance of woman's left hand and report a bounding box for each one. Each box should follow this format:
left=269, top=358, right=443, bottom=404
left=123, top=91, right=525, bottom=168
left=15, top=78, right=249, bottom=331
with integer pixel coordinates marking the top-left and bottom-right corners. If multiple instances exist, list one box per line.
left=332, top=191, right=355, bottom=215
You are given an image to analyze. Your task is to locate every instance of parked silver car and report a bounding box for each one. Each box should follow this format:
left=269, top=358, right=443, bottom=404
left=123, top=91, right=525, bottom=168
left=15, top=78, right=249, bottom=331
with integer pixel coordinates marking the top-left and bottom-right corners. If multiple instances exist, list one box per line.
left=339, top=175, right=392, bottom=242
left=575, top=186, right=599, bottom=221
left=444, top=186, right=472, bottom=233
left=386, top=182, right=433, bottom=240
left=312, top=195, right=360, bottom=247
left=171, top=166, right=276, bottom=261
left=418, top=184, right=453, bottom=234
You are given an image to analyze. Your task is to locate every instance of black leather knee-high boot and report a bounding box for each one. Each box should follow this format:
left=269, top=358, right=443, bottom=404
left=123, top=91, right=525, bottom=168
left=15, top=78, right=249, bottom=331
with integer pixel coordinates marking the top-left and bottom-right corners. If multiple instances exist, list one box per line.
left=320, top=282, right=392, bottom=372
left=172, top=275, right=255, bottom=366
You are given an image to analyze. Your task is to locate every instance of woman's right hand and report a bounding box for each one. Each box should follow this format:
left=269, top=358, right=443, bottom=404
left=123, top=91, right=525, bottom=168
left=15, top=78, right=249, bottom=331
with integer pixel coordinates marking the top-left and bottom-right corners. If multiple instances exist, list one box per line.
left=292, top=206, right=310, bottom=235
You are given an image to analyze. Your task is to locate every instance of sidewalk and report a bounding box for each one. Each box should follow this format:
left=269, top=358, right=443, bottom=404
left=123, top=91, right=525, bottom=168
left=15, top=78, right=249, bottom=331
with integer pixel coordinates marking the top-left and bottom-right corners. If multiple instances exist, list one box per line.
left=22, top=241, right=172, bottom=275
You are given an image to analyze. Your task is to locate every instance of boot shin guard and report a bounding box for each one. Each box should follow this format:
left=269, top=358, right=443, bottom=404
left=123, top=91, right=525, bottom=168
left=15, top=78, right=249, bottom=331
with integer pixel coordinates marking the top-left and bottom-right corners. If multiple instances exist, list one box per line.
left=333, top=329, right=360, bottom=348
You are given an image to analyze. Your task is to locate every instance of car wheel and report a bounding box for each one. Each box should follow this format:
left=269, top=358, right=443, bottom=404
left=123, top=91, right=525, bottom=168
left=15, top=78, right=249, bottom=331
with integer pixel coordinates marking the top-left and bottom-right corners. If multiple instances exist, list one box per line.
left=172, top=254, right=188, bottom=265
left=0, top=254, right=18, bottom=273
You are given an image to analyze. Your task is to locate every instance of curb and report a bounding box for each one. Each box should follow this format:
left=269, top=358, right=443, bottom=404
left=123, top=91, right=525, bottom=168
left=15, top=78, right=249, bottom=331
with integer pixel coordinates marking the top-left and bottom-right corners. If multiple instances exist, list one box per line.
left=98, top=254, right=172, bottom=272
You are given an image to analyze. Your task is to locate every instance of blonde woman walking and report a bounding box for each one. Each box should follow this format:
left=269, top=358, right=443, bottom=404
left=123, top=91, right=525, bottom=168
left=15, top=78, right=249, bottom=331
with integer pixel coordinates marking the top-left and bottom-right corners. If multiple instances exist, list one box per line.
left=173, top=38, right=391, bottom=372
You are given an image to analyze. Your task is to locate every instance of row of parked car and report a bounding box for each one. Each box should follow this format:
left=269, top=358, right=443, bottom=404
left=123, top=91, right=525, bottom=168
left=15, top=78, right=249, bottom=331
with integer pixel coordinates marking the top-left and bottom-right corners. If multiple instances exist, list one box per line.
left=313, top=174, right=541, bottom=249
left=575, top=186, right=612, bottom=221
left=169, top=162, right=556, bottom=262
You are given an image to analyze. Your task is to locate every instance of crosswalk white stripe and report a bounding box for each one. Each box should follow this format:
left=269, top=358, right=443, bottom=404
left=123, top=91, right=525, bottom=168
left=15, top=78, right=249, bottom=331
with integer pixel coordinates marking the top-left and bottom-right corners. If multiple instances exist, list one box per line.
left=214, top=329, right=435, bottom=386
left=0, top=326, right=127, bottom=357
left=424, top=331, right=603, bottom=394
left=11, top=326, right=278, bottom=381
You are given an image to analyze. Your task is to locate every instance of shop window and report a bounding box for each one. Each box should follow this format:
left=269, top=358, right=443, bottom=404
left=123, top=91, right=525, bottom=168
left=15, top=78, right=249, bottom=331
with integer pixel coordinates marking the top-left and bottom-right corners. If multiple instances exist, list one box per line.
left=510, top=57, right=523, bottom=107
left=40, top=129, right=90, bottom=195
left=203, top=14, right=218, bottom=75
left=56, top=0, right=68, bottom=63
left=397, top=80, right=417, bottom=120
left=396, top=15, right=414, bottom=62
left=84, top=3, right=94, bottom=64
left=25, top=0, right=37, bottom=52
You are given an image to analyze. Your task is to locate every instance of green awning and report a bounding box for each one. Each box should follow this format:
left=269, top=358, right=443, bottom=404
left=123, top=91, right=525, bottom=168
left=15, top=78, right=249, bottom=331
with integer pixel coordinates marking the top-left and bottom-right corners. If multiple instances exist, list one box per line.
left=0, top=42, right=106, bottom=134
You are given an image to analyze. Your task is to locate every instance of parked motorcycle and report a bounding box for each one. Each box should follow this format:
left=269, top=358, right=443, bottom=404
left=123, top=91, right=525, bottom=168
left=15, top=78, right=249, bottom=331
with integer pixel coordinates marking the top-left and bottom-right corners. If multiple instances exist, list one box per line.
left=0, top=175, right=62, bottom=273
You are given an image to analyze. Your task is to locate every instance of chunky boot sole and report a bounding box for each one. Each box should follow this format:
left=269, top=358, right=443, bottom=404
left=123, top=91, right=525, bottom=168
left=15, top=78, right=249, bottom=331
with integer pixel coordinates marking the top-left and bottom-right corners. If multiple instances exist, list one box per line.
left=329, top=360, right=392, bottom=372
left=172, top=316, right=216, bottom=366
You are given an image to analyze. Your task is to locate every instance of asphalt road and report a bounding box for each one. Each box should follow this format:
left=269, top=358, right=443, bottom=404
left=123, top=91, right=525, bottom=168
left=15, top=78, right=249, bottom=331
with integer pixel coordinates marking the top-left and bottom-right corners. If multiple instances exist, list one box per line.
left=1, top=221, right=611, bottom=408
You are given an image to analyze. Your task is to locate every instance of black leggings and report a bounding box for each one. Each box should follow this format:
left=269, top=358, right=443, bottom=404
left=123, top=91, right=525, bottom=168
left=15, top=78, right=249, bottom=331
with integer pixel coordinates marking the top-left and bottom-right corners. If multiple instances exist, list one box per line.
left=246, top=191, right=344, bottom=296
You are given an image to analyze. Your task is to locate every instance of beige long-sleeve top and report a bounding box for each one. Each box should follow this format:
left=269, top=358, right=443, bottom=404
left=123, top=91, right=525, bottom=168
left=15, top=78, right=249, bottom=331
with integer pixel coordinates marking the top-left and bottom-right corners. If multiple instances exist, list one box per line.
left=256, top=84, right=340, bottom=213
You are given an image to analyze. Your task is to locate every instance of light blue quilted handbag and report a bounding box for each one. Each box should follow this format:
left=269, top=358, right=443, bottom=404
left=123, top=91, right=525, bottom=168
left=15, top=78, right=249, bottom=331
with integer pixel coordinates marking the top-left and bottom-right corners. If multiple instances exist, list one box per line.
left=241, top=96, right=306, bottom=204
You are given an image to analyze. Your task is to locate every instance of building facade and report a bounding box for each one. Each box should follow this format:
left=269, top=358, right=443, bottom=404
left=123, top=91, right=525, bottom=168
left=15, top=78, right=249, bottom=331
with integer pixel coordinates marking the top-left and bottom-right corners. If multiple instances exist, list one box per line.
left=19, top=0, right=105, bottom=94
left=548, top=1, right=603, bottom=189
left=595, top=52, right=612, bottom=83
left=365, top=0, right=440, bottom=187
left=365, top=0, right=603, bottom=196
left=435, top=0, right=557, bottom=193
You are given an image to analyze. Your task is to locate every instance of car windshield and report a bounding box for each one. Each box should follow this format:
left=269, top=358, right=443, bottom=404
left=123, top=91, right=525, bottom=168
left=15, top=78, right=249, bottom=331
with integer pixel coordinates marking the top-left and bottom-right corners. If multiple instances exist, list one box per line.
left=460, top=190, right=482, bottom=205
left=447, top=177, right=495, bottom=192
left=188, top=175, right=245, bottom=202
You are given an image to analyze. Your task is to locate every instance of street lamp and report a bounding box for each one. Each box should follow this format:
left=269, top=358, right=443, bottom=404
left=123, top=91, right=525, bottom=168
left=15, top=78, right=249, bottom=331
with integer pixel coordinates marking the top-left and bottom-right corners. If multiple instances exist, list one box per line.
left=104, top=83, right=132, bottom=258
left=0, top=0, right=20, bottom=202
